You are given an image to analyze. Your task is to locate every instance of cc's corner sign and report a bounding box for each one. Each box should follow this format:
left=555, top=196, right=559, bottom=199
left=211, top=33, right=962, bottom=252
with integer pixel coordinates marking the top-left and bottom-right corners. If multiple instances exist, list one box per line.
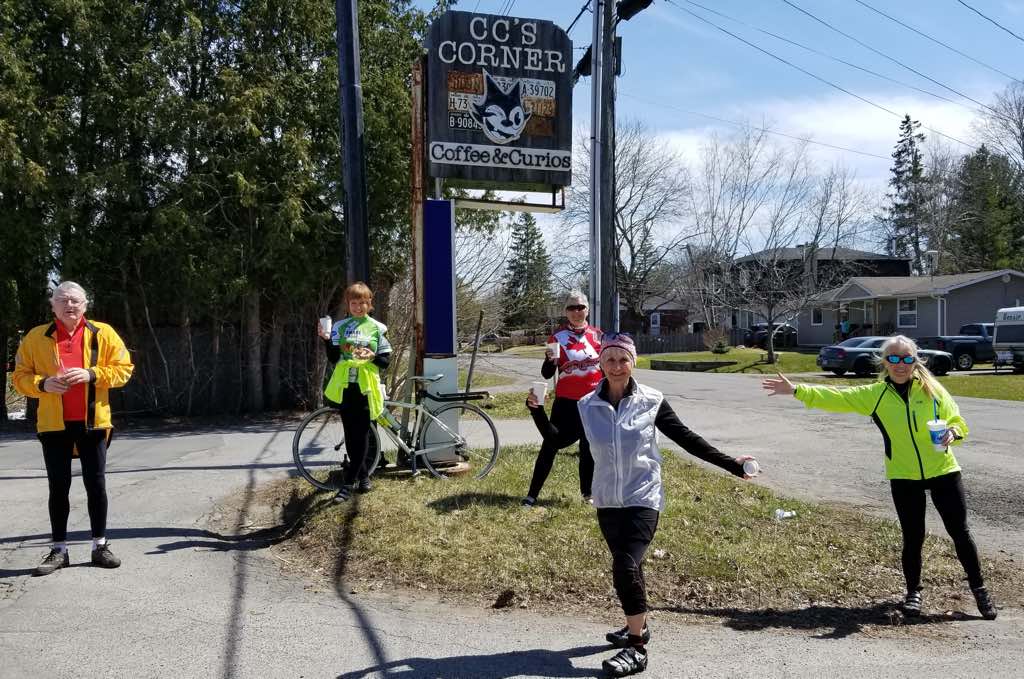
left=425, top=10, right=572, bottom=188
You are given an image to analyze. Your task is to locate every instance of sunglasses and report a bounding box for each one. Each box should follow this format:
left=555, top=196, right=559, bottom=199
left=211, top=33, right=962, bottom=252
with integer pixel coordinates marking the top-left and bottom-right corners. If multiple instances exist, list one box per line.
left=603, top=331, right=633, bottom=341
left=565, top=304, right=587, bottom=311
left=885, top=354, right=916, bottom=365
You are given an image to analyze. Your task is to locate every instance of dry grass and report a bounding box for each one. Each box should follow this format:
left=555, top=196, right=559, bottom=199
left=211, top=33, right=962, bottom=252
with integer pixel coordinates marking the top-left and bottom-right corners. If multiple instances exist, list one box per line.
left=258, top=445, right=1022, bottom=623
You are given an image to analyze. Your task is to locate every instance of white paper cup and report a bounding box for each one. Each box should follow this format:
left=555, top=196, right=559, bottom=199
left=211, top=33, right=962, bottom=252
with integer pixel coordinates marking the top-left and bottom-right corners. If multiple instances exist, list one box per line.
left=319, top=316, right=332, bottom=336
left=530, top=381, right=548, bottom=405
left=546, top=342, right=560, bottom=360
left=927, top=419, right=948, bottom=451
left=742, top=459, right=760, bottom=477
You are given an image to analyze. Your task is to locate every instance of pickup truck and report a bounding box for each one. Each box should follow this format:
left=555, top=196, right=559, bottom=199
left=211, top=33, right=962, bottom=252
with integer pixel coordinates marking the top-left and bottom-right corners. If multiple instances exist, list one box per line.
left=915, top=323, right=995, bottom=370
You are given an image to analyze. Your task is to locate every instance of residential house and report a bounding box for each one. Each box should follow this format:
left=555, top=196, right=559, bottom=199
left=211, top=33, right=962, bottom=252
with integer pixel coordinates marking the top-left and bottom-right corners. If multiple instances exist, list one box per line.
left=797, top=269, right=1024, bottom=346
left=731, top=245, right=911, bottom=332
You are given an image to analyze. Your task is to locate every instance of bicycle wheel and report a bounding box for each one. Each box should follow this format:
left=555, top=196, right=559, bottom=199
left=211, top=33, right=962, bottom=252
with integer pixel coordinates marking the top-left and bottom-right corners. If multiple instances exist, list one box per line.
left=292, top=406, right=382, bottom=491
left=418, top=403, right=500, bottom=480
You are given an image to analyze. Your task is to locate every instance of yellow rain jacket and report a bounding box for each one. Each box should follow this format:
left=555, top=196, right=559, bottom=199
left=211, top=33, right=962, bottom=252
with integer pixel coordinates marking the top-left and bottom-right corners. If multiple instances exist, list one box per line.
left=794, top=377, right=967, bottom=480
left=13, top=320, right=134, bottom=433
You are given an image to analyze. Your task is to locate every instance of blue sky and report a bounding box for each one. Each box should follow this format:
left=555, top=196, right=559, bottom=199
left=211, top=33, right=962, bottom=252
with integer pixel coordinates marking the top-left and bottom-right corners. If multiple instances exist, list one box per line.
left=414, top=0, right=1024, bottom=188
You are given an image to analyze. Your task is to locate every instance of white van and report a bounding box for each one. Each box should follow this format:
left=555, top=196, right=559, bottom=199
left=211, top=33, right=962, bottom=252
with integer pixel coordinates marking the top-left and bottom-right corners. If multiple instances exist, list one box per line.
left=993, top=306, right=1024, bottom=371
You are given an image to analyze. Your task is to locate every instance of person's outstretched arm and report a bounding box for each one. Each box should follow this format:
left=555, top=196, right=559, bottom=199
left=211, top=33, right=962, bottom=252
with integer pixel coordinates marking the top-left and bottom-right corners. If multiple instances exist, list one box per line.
left=763, top=372, right=883, bottom=416
left=655, top=400, right=744, bottom=477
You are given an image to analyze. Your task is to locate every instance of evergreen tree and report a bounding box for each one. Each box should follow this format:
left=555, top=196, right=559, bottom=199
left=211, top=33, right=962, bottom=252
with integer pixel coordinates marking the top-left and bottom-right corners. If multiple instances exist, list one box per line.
left=883, top=116, right=929, bottom=273
left=948, top=146, right=1024, bottom=271
left=502, top=213, right=553, bottom=330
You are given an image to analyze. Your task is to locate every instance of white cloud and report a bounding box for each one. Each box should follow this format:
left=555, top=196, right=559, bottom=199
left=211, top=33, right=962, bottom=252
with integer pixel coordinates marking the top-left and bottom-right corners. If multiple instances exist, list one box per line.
left=652, top=92, right=980, bottom=189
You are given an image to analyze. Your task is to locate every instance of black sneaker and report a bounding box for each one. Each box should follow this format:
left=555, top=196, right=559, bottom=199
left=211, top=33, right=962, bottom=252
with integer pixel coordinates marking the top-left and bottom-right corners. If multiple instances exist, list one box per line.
left=356, top=478, right=372, bottom=494
left=91, top=543, right=121, bottom=569
left=606, top=624, right=651, bottom=648
left=34, top=548, right=69, bottom=576
left=333, top=486, right=352, bottom=503
left=901, top=590, right=922, bottom=617
left=972, top=585, right=997, bottom=620
left=521, top=496, right=536, bottom=508
left=602, top=646, right=648, bottom=677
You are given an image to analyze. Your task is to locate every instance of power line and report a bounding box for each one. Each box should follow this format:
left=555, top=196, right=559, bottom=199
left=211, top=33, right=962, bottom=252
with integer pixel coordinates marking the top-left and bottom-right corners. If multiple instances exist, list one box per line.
left=662, top=0, right=976, bottom=149
left=852, top=0, right=1022, bottom=84
left=957, top=0, right=1024, bottom=45
left=778, top=0, right=995, bottom=114
left=618, top=91, right=892, bottom=160
left=680, top=0, right=976, bottom=113
left=567, top=1, right=591, bottom=34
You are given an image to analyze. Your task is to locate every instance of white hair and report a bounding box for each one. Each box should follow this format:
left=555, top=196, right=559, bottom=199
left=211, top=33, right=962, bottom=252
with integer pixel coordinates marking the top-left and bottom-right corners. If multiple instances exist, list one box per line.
left=50, top=281, right=90, bottom=305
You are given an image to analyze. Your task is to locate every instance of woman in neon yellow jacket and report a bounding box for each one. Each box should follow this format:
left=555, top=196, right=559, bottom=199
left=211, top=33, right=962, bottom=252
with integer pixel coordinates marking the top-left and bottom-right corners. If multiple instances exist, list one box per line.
left=762, top=334, right=997, bottom=620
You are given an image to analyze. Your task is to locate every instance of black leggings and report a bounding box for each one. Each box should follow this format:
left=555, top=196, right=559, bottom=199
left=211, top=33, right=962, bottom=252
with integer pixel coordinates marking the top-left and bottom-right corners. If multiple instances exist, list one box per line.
left=336, top=384, right=373, bottom=486
left=597, top=507, right=660, bottom=616
left=890, top=471, right=984, bottom=591
left=526, top=396, right=594, bottom=499
left=38, top=422, right=109, bottom=542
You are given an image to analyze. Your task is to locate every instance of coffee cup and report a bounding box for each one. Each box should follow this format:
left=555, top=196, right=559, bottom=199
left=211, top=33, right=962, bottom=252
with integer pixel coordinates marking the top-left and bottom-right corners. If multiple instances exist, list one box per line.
left=530, top=381, right=548, bottom=405
left=742, top=459, right=760, bottom=477
left=926, top=419, right=948, bottom=451
left=319, top=316, right=332, bottom=337
left=546, top=342, right=560, bottom=360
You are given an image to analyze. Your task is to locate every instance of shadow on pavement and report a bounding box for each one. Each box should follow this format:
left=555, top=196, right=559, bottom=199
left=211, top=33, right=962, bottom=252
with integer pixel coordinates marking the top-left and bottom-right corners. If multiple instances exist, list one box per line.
left=653, top=602, right=975, bottom=639
left=333, top=495, right=392, bottom=673
left=335, top=644, right=608, bottom=679
left=427, top=492, right=569, bottom=513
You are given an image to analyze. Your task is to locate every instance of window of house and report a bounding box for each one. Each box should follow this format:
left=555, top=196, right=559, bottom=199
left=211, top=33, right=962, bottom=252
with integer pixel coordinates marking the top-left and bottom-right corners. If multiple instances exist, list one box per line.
left=897, top=298, right=917, bottom=328
left=811, top=308, right=823, bottom=325
left=650, top=312, right=661, bottom=328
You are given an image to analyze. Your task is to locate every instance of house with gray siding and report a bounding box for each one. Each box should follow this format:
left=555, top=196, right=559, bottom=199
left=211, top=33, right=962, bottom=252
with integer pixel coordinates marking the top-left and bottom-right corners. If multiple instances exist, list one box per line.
left=797, top=270, right=1024, bottom=346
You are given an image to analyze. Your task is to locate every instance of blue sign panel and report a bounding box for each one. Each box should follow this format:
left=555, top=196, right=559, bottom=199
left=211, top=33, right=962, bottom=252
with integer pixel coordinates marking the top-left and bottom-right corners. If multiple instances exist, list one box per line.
left=423, top=199, right=456, bottom=356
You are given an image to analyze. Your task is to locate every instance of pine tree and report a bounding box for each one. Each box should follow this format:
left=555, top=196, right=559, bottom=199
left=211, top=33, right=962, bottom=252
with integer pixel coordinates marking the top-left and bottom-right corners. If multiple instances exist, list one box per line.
left=502, top=213, right=553, bottom=330
left=883, top=116, right=929, bottom=273
left=948, top=146, right=1024, bottom=271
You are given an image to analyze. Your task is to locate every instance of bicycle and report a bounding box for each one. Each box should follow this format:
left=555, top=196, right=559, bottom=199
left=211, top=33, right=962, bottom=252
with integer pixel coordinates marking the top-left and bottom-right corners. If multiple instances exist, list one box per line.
left=292, top=374, right=500, bottom=491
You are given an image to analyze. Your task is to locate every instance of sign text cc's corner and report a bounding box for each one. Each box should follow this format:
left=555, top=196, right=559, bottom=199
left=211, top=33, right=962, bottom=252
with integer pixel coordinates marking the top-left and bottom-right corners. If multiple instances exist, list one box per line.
left=425, top=10, right=573, bottom=188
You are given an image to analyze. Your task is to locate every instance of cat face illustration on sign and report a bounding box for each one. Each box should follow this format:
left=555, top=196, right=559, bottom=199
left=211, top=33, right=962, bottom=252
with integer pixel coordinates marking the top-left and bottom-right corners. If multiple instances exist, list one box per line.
left=470, top=71, right=531, bottom=145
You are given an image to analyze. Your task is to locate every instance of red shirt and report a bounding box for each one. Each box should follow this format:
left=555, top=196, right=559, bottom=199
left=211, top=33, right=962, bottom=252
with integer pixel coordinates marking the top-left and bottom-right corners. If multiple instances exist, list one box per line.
left=55, top=318, right=87, bottom=421
left=549, top=325, right=603, bottom=400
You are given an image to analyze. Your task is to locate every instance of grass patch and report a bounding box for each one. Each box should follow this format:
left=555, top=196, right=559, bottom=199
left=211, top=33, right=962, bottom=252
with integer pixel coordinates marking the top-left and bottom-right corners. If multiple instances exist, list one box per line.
left=5, top=372, right=23, bottom=414
left=457, top=369, right=515, bottom=389
left=801, top=373, right=1024, bottom=401
left=477, top=391, right=532, bottom=419
left=636, top=348, right=820, bottom=374
left=263, top=445, right=1022, bottom=619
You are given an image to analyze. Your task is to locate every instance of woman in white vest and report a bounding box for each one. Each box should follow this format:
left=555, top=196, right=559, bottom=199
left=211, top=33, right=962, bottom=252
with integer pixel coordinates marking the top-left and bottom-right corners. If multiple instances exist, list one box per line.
left=527, top=334, right=755, bottom=678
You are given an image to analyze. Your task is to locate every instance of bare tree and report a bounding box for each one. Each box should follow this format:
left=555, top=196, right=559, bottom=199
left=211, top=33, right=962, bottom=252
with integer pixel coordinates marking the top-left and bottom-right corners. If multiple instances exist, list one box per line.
left=680, top=127, right=870, bottom=362
left=975, top=82, right=1024, bottom=172
left=561, top=119, right=694, bottom=332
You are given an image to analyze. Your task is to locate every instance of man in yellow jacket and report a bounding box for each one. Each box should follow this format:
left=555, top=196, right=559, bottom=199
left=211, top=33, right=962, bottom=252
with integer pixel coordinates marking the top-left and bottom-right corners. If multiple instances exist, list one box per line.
left=13, top=281, right=134, bottom=576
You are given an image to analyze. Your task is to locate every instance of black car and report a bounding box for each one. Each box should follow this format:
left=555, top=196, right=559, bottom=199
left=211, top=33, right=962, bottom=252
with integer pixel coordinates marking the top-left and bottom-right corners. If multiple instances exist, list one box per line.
left=816, top=336, right=953, bottom=376
left=743, top=322, right=798, bottom=349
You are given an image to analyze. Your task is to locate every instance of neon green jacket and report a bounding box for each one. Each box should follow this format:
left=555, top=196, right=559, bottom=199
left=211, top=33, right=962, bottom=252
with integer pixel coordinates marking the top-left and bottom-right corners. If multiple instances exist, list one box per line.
left=793, top=378, right=967, bottom=480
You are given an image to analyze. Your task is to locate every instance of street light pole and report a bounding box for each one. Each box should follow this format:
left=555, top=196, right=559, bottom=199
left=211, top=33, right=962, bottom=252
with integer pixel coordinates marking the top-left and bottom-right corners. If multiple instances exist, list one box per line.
left=336, top=0, right=370, bottom=285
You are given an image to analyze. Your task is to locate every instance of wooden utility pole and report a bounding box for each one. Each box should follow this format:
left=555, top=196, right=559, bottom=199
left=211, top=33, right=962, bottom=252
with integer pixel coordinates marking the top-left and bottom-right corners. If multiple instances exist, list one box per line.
left=336, top=0, right=370, bottom=284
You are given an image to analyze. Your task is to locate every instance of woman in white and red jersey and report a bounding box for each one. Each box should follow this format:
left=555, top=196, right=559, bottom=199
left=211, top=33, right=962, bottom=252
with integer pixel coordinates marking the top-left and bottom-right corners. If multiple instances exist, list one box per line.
left=522, top=290, right=602, bottom=506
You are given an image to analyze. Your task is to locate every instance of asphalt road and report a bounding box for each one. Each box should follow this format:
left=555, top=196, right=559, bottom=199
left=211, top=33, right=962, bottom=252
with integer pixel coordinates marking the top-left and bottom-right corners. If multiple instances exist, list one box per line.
left=2, top=361, right=1023, bottom=678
